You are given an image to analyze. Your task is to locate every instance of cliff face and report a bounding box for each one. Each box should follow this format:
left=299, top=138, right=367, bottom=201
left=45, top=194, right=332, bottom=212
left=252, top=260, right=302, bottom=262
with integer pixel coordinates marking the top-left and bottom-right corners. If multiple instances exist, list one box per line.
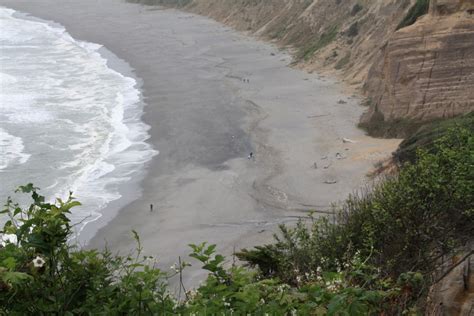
left=145, top=0, right=474, bottom=136
left=362, top=0, right=474, bottom=135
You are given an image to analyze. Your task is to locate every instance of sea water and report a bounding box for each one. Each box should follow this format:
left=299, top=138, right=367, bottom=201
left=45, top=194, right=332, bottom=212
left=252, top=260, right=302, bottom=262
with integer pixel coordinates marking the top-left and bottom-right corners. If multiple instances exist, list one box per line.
left=0, top=7, right=156, bottom=239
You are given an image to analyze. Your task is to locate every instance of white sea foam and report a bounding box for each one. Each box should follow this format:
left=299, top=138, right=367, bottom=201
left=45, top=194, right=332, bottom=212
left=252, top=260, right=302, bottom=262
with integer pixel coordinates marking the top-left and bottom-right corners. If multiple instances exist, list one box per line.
left=0, top=7, right=157, bottom=237
left=0, top=128, right=30, bottom=170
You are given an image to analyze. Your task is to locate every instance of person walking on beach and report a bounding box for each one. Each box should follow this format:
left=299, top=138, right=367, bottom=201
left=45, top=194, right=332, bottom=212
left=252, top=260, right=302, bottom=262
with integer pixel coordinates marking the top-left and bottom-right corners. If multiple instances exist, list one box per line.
left=248, top=152, right=254, bottom=160
left=150, top=204, right=154, bottom=212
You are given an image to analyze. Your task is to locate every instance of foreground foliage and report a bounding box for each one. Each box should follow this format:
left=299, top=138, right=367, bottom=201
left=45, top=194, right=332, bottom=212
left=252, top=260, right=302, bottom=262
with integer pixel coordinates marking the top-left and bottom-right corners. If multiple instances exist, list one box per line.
left=1, top=126, right=472, bottom=314
left=238, top=126, right=473, bottom=313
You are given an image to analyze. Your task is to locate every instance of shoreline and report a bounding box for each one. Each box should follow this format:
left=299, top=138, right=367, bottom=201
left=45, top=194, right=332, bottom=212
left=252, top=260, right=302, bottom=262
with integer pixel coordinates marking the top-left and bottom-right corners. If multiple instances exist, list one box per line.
left=0, top=5, right=155, bottom=242
left=0, top=0, right=401, bottom=288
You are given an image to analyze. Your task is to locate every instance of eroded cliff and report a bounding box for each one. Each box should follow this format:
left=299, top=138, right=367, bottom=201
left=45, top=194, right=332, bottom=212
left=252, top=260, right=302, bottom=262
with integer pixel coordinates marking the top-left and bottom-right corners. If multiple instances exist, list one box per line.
left=362, top=0, right=474, bottom=136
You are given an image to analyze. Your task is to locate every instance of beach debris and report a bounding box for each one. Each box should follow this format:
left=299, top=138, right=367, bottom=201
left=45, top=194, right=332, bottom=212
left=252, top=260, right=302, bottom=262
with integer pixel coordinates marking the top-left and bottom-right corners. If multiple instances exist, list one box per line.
left=342, top=137, right=356, bottom=144
left=324, top=179, right=338, bottom=184
left=270, top=52, right=276, bottom=56
left=258, top=229, right=266, bottom=233
left=323, top=162, right=332, bottom=169
left=321, top=156, right=328, bottom=160
left=337, top=99, right=347, bottom=104
left=307, top=114, right=330, bottom=119
left=248, top=152, right=254, bottom=160
left=336, top=152, right=346, bottom=160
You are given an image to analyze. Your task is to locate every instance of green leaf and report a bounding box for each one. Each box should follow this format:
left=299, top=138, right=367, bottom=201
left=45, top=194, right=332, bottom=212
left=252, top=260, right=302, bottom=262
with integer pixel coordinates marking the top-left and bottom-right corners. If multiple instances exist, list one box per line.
left=1, top=271, right=32, bottom=285
left=2, top=257, right=16, bottom=270
left=204, top=244, right=217, bottom=256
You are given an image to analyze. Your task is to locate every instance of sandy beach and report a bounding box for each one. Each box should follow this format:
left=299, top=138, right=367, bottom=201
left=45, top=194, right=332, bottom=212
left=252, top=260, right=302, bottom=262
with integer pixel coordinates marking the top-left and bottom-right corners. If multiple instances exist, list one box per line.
left=0, top=0, right=400, bottom=289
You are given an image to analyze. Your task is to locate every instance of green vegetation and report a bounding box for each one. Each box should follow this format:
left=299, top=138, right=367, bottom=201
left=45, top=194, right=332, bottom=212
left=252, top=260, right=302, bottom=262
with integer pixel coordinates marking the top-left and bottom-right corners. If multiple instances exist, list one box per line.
left=397, top=0, right=430, bottom=30
left=298, top=25, right=339, bottom=61
left=351, top=4, right=363, bottom=16
left=358, top=108, right=431, bottom=138
left=1, top=126, right=472, bottom=314
left=395, top=112, right=474, bottom=164
left=346, top=22, right=359, bottom=38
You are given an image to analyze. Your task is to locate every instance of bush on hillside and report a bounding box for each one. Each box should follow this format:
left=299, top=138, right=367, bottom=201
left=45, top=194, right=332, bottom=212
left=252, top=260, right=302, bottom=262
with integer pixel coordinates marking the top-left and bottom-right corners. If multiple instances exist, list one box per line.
left=0, top=188, right=399, bottom=314
left=394, top=112, right=474, bottom=164
left=298, top=25, right=339, bottom=61
left=238, top=126, right=474, bottom=310
left=397, top=0, right=430, bottom=30
left=0, top=185, right=176, bottom=314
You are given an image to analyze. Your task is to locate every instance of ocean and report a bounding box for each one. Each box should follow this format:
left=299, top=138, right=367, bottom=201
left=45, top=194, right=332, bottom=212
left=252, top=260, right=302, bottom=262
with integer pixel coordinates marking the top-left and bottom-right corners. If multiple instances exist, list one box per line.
left=0, top=7, right=156, bottom=239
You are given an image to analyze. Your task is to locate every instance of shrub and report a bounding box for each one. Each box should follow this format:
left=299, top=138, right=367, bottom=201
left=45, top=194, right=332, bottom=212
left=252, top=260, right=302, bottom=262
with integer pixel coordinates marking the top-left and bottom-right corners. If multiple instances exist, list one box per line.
left=298, top=25, right=339, bottom=61
left=351, top=4, right=363, bottom=16
left=347, top=22, right=359, bottom=37
left=0, top=186, right=176, bottom=314
left=238, top=126, right=473, bottom=312
left=397, top=0, right=430, bottom=30
left=394, top=112, right=474, bottom=164
left=0, top=194, right=398, bottom=314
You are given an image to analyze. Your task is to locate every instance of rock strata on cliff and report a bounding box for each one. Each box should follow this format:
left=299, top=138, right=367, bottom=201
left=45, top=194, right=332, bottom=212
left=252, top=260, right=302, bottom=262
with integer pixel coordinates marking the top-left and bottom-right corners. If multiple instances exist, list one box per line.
left=363, top=0, right=474, bottom=136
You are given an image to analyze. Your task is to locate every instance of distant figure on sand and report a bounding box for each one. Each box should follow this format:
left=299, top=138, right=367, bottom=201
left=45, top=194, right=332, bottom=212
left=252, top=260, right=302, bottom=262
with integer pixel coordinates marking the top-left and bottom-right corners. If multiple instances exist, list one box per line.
left=248, top=152, right=254, bottom=160
left=150, top=204, right=153, bottom=212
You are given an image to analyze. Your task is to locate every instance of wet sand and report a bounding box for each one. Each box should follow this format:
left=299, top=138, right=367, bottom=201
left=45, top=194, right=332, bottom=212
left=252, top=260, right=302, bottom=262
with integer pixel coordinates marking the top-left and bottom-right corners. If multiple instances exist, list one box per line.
left=0, top=0, right=401, bottom=289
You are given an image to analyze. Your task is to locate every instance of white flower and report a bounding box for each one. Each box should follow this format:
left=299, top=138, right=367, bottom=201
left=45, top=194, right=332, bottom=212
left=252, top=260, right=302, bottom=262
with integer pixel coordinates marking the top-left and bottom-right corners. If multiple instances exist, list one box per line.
left=32, top=256, right=45, bottom=268
left=260, top=298, right=265, bottom=304
left=327, top=284, right=337, bottom=292
left=0, top=234, right=17, bottom=247
left=224, top=302, right=231, bottom=307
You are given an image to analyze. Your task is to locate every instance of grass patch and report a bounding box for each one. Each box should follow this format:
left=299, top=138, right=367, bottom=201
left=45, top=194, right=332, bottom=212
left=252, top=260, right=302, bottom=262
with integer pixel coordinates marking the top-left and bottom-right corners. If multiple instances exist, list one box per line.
left=297, top=25, right=339, bottom=61
left=397, top=0, right=430, bottom=30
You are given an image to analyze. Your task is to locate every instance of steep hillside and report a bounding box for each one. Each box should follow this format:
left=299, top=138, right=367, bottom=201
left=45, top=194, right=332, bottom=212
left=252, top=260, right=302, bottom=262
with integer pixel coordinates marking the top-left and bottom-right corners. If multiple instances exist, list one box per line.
left=136, top=0, right=474, bottom=137
left=362, top=0, right=474, bottom=136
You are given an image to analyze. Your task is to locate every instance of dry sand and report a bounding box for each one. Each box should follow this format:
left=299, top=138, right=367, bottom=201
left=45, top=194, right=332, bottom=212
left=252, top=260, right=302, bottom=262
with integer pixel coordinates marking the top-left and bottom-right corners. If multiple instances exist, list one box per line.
left=0, top=0, right=401, bottom=290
